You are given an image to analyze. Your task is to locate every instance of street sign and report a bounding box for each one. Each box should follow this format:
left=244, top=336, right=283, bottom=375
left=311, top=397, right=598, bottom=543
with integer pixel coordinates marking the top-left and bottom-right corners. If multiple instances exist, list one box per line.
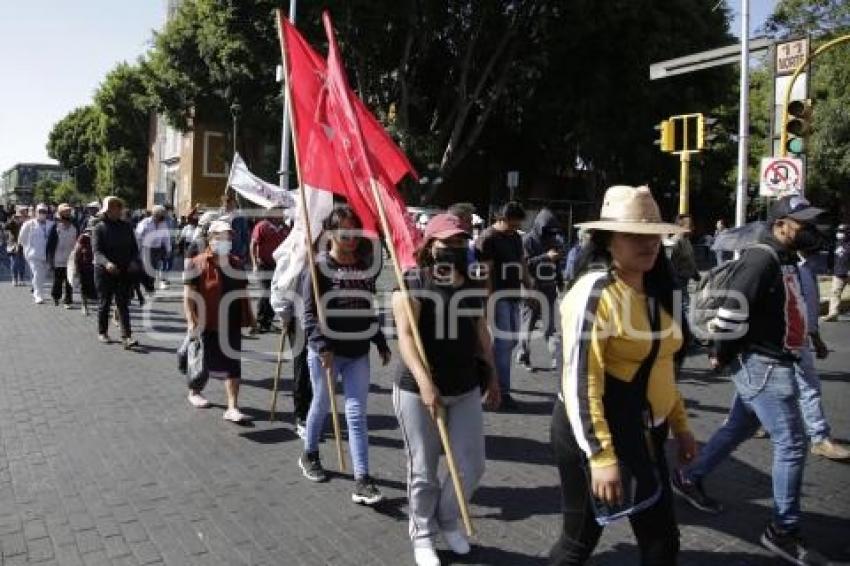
left=760, top=157, right=804, bottom=197
left=775, top=38, right=809, bottom=75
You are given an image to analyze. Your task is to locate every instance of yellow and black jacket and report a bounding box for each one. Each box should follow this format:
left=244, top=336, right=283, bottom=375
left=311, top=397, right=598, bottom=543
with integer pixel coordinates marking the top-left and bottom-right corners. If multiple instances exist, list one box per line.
left=560, top=270, right=690, bottom=469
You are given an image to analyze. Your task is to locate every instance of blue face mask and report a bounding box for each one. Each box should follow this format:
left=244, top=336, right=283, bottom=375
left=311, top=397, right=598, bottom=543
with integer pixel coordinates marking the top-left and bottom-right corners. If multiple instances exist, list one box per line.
left=211, top=240, right=232, bottom=256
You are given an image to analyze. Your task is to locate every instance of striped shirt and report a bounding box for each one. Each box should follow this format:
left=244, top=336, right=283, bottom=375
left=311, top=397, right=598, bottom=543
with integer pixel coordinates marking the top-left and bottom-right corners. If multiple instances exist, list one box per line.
left=560, top=271, right=689, bottom=468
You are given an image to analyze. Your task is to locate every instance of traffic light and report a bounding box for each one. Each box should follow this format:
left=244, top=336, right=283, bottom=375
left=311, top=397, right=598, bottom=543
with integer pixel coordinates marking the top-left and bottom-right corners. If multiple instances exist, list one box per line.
left=785, top=99, right=812, bottom=155
left=697, top=114, right=718, bottom=150
left=654, top=120, right=674, bottom=152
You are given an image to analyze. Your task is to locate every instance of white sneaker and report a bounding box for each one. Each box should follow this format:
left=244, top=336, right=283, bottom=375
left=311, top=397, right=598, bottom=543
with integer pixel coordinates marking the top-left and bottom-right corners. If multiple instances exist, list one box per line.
left=187, top=392, right=211, bottom=408
left=34, top=297, right=44, bottom=304
left=413, top=546, right=441, bottom=566
left=158, top=281, right=170, bottom=290
left=442, top=529, right=471, bottom=555
left=223, top=408, right=247, bottom=422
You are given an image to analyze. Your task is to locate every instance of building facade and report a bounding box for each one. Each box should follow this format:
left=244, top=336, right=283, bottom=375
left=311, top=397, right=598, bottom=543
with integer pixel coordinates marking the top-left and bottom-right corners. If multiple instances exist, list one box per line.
left=1, top=163, right=71, bottom=205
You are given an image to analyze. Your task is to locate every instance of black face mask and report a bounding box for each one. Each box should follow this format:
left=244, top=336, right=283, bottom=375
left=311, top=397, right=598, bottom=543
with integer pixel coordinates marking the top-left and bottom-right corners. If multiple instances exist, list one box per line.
left=792, top=224, right=825, bottom=252
left=432, top=247, right=468, bottom=282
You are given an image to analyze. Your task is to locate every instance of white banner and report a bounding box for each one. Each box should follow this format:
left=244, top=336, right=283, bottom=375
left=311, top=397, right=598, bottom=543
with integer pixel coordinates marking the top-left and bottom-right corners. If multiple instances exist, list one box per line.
left=270, top=185, right=334, bottom=309
left=227, top=153, right=295, bottom=209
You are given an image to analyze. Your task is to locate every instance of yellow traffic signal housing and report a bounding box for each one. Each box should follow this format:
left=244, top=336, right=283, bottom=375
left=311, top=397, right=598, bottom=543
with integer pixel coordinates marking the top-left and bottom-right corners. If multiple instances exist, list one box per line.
left=697, top=114, right=718, bottom=150
left=785, top=99, right=812, bottom=155
left=654, top=120, right=674, bottom=152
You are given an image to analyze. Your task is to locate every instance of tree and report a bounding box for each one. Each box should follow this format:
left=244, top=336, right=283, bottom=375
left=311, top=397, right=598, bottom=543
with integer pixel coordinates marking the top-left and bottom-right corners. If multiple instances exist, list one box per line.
left=52, top=179, right=82, bottom=205
left=48, top=63, right=153, bottom=207
left=94, top=62, right=154, bottom=206
left=33, top=179, right=58, bottom=205
left=47, top=106, right=101, bottom=194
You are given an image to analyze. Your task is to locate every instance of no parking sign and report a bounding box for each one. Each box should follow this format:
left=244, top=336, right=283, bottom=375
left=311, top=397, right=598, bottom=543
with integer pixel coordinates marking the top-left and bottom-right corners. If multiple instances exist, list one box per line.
left=759, top=157, right=804, bottom=197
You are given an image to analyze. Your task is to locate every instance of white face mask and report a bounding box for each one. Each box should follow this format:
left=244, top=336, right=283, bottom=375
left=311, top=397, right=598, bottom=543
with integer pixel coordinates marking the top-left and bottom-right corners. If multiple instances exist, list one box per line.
left=211, top=239, right=232, bottom=256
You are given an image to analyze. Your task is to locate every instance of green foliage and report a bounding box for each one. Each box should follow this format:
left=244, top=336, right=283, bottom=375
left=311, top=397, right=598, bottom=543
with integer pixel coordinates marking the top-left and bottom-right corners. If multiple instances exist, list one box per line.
left=764, top=0, right=850, bottom=36
left=46, top=106, right=101, bottom=194
left=47, top=63, right=152, bottom=208
left=33, top=179, right=58, bottom=205
left=52, top=179, right=82, bottom=204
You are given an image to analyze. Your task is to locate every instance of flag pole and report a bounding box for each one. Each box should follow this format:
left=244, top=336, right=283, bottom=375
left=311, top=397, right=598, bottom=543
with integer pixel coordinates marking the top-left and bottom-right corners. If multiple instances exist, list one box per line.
left=269, top=327, right=286, bottom=422
left=321, top=12, right=474, bottom=536
left=277, top=11, right=347, bottom=472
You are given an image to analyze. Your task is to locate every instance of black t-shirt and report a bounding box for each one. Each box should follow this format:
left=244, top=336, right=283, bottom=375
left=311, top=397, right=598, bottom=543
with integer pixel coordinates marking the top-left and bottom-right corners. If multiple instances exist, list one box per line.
left=476, top=227, right=524, bottom=292
left=395, top=270, right=485, bottom=397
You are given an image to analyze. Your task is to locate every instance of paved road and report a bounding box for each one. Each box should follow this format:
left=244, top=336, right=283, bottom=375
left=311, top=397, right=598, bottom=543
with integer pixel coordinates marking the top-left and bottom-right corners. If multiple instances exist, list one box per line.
left=0, top=275, right=848, bottom=566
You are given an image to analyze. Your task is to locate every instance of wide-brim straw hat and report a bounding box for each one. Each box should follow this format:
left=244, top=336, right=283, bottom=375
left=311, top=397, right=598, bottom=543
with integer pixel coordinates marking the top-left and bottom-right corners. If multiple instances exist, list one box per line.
left=577, top=185, right=686, bottom=235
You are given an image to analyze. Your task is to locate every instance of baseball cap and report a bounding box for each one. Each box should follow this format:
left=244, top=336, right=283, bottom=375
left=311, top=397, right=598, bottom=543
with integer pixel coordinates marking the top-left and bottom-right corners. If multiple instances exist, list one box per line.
left=767, top=194, right=825, bottom=224
left=423, top=213, right=470, bottom=240
left=207, top=220, right=233, bottom=235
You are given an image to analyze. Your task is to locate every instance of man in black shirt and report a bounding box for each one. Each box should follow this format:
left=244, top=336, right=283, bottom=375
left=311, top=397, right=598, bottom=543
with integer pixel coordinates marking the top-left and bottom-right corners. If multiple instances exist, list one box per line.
left=476, top=201, right=531, bottom=409
left=822, top=223, right=848, bottom=322
left=92, top=197, right=140, bottom=349
left=673, top=195, right=828, bottom=566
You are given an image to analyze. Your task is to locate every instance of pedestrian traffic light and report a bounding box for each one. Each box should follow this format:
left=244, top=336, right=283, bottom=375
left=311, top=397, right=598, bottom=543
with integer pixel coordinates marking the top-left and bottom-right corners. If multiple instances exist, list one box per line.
left=697, top=114, right=718, bottom=150
left=654, top=120, right=674, bottom=153
left=785, top=99, right=812, bottom=155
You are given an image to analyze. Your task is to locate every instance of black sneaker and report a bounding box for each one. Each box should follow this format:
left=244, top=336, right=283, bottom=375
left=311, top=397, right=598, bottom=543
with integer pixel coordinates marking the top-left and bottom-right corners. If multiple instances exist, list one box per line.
left=298, top=451, right=327, bottom=482
left=500, top=394, right=519, bottom=411
left=760, top=523, right=828, bottom=565
left=351, top=476, right=383, bottom=506
left=671, top=469, right=723, bottom=514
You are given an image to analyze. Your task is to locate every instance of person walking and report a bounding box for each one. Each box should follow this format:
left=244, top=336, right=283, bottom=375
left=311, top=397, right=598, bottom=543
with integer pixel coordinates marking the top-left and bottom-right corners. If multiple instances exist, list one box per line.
left=135, top=205, right=172, bottom=292
left=822, top=224, right=848, bottom=322
left=73, top=218, right=99, bottom=316
left=92, top=197, right=140, bottom=349
left=18, top=203, right=54, bottom=304
left=183, top=220, right=255, bottom=422
left=297, top=205, right=391, bottom=506
left=220, top=190, right=251, bottom=265
left=46, top=203, right=78, bottom=308
left=518, top=208, right=564, bottom=371
left=6, top=211, right=27, bottom=286
left=476, top=201, right=531, bottom=409
left=250, top=209, right=289, bottom=333
left=392, top=214, right=500, bottom=566
left=280, top=266, right=312, bottom=439
left=672, top=195, right=828, bottom=565
left=549, top=186, right=695, bottom=565
left=795, top=248, right=849, bottom=460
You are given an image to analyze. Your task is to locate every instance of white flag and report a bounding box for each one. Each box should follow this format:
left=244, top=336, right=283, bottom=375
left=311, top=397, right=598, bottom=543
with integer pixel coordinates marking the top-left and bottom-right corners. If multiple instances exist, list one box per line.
left=270, top=184, right=334, bottom=313
left=227, top=153, right=295, bottom=209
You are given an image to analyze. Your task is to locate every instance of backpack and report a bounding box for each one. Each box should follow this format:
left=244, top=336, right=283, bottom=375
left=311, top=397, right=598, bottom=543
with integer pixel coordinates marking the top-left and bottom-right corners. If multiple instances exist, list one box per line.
left=689, top=244, right=779, bottom=342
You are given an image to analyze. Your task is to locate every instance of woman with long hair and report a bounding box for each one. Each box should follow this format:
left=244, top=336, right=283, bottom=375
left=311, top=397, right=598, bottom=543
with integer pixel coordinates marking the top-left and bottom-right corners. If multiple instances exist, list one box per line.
left=550, top=186, right=697, bottom=565
left=298, top=205, right=391, bottom=506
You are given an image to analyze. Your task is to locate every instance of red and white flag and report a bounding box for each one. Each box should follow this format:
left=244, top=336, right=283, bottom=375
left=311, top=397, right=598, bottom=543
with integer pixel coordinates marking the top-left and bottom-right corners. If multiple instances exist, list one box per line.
left=278, top=12, right=420, bottom=270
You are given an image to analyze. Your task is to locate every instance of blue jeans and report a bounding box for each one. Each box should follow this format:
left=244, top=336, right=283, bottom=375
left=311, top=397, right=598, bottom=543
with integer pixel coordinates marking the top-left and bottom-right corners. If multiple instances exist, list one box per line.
left=305, top=349, right=371, bottom=478
left=685, top=352, right=806, bottom=529
left=492, top=298, right=520, bottom=392
left=795, top=347, right=830, bottom=443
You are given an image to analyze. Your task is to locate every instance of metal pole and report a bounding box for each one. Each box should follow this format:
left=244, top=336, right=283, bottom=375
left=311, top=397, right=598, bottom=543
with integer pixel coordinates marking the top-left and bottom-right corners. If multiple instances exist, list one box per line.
left=279, top=0, right=297, bottom=189
left=734, top=0, right=749, bottom=228
left=679, top=152, right=690, bottom=215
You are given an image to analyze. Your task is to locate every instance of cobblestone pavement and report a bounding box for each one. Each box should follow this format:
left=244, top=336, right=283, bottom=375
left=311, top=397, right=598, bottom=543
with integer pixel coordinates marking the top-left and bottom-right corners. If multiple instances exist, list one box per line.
left=0, top=274, right=848, bottom=565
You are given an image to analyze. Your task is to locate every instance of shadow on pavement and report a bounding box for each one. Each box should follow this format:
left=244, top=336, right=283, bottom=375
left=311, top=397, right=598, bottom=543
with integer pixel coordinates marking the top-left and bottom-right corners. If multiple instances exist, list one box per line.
left=472, top=484, right=561, bottom=520
left=485, top=435, right=553, bottom=466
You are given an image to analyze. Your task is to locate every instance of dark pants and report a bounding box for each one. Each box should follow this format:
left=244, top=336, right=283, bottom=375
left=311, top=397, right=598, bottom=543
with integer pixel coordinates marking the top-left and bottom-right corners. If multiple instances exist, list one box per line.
left=95, top=269, right=132, bottom=338
left=256, top=263, right=275, bottom=328
left=288, top=317, right=312, bottom=421
left=51, top=267, right=73, bottom=304
left=548, top=400, right=679, bottom=566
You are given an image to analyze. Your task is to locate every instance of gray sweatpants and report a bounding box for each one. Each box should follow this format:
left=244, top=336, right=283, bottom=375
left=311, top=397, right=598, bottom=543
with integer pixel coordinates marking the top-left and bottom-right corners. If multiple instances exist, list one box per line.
left=392, top=386, right=485, bottom=548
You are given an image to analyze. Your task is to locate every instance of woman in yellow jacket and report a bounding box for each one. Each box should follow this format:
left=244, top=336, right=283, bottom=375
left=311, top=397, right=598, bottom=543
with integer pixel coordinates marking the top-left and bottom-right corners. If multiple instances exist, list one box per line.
left=549, top=186, right=698, bottom=565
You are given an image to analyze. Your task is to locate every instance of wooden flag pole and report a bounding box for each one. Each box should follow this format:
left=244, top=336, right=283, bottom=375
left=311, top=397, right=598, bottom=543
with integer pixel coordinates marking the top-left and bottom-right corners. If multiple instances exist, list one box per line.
left=269, top=326, right=286, bottom=422
left=368, top=179, right=475, bottom=537
left=277, top=11, right=346, bottom=472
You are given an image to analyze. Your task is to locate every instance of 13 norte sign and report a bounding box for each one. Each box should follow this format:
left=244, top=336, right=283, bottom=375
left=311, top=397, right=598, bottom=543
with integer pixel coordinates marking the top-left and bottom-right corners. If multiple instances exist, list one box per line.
left=760, top=156, right=804, bottom=197
left=776, top=38, right=808, bottom=75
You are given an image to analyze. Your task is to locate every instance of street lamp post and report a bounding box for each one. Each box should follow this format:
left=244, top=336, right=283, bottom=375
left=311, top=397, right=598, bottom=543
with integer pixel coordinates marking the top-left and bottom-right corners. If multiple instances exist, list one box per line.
left=231, top=101, right=242, bottom=157
left=734, top=0, right=749, bottom=229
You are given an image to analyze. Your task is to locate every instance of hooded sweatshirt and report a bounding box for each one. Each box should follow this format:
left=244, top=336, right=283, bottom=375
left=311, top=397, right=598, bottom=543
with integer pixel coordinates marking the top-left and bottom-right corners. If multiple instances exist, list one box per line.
left=523, top=208, right=564, bottom=290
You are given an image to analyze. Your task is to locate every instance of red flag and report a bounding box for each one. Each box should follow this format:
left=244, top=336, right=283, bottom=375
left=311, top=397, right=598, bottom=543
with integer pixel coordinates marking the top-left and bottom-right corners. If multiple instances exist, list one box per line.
left=278, top=13, right=420, bottom=270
